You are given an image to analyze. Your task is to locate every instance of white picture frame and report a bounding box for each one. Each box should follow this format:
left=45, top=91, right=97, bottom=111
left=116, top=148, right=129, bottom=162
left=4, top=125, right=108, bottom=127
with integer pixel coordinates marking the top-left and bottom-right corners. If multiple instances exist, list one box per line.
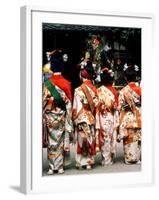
left=20, top=6, right=154, bottom=194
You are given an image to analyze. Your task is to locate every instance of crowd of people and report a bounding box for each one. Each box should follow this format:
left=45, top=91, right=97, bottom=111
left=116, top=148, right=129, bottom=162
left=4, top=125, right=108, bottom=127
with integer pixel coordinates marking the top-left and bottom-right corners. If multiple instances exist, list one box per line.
left=42, top=48, right=141, bottom=175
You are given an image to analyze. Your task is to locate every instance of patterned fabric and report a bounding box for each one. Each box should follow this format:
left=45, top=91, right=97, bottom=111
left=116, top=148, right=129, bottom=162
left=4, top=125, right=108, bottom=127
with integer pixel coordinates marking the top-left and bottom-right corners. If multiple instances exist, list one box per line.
left=96, top=85, right=119, bottom=165
left=73, top=80, right=98, bottom=167
left=43, top=77, right=73, bottom=171
left=118, top=82, right=141, bottom=164
left=123, top=129, right=141, bottom=164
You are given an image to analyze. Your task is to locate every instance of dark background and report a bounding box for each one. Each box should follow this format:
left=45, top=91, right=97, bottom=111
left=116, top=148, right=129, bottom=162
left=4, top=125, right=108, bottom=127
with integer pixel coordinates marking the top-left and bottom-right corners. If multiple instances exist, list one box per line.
left=42, top=23, right=141, bottom=89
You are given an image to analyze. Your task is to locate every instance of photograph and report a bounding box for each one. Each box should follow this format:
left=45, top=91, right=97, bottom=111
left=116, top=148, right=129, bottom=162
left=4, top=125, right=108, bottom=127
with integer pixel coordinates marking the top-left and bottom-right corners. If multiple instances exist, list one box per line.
left=42, top=23, right=142, bottom=176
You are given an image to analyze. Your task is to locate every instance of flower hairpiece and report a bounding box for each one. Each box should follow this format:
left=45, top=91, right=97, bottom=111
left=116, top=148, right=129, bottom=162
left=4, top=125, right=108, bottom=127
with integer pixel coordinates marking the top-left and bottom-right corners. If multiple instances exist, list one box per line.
left=134, top=65, right=139, bottom=72
left=123, top=63, right=139, bottom=72
left=109, top=69, right=114, bottom=77
left=63, top=54, right=68, bottom=62
left=46, top=52, right=51, bottom=61
left=80, top=61, right=87, bottom=69
left=123, top=63, right=128, bottom=71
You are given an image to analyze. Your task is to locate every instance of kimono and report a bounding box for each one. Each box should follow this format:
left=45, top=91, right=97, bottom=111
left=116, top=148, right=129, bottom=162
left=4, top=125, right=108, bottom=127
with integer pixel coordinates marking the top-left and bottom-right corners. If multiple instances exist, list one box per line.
left=43, top=74, right=73, bottom=173
left=118, top=82, right=141, bottom=164
left=96, top=85, right=119, bottom=165
left=72, top=80, right=98, bottom=168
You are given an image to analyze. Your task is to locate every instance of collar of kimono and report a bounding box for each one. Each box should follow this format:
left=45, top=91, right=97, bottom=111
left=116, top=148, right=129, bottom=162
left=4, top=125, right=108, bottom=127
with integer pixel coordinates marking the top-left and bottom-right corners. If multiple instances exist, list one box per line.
left=128, top=82, right=141, bottom=96
left=52, top=72, right=62, bottom=75
left=50, top=73, right=63, bottom=80
left=83, top=80, right=97, bottom=94
left=106, top=85, right=119, bottom=106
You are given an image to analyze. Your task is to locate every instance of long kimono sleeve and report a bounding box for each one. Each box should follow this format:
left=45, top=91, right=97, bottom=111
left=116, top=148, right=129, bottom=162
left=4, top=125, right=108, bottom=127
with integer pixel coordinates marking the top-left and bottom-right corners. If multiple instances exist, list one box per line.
left=95, top=105, right=102, bottom=150
left=118, top=90, right=125, bottom=112
left=63, top=94, right=73, bottom=151
left=110, top=92, right=119, bottom=154
left=113, top=87, right=119, bottom=128
left=72, top=89, right=83, bottom=126
left=72, top=89, right=84, bottom=143
left=95, top=89, right=102, bottom=150
left=117, top=90, right=127, bottom=140
left=43, top=84, right=49, bottom=110
left=42, top=84, right=49, bottom=147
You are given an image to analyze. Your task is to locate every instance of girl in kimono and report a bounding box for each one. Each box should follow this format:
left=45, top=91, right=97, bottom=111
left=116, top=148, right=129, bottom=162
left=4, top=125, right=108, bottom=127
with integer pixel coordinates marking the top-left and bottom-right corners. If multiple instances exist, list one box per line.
left=117, top=66, right=141, bottom=164
left=96, top=68, right=119, bottom=165
left=43, top=50, right=73, bottom=175
left=72, top=60, right=98, bottom=170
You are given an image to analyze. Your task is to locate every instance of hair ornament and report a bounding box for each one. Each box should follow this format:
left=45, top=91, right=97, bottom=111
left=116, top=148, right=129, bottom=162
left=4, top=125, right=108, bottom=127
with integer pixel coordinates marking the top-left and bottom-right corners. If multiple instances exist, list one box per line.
left=134, top=65, right=139, bottom=72
left=80, top=61, right=87, bottom=69
left=63, top=54, right=68, bottom=62
left=123, top=63, right=128, bottom=71
left=108, top=69, right=114, bottom=77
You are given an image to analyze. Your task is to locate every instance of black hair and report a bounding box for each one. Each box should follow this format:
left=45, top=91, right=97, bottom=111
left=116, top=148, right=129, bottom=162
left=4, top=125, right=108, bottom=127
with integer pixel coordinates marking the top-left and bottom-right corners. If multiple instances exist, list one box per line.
left=124, top=66, right=137, bottom=82
left=126, top=57, right=135, bottom=66
left=85, top=61, right=96, bottom=80
left=50, top=50, right=64, bottom=73
left=100, top=70, right=114, bottom=86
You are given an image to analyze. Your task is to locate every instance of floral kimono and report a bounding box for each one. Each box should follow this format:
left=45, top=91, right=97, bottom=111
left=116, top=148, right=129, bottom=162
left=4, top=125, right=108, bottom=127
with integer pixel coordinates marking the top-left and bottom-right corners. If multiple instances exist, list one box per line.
left=72, top=80, right=98, bottom=168
left=118, top=82, right=141, bottom=164
left=43, top=74, right=73, bottom=173
left=96, top=85, right=119, bottom=165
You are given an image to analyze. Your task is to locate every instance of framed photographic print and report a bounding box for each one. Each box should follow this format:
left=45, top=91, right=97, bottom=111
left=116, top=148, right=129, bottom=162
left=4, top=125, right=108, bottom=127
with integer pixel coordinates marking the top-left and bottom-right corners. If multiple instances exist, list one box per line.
left=20, top=6, right=154, bottom=194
